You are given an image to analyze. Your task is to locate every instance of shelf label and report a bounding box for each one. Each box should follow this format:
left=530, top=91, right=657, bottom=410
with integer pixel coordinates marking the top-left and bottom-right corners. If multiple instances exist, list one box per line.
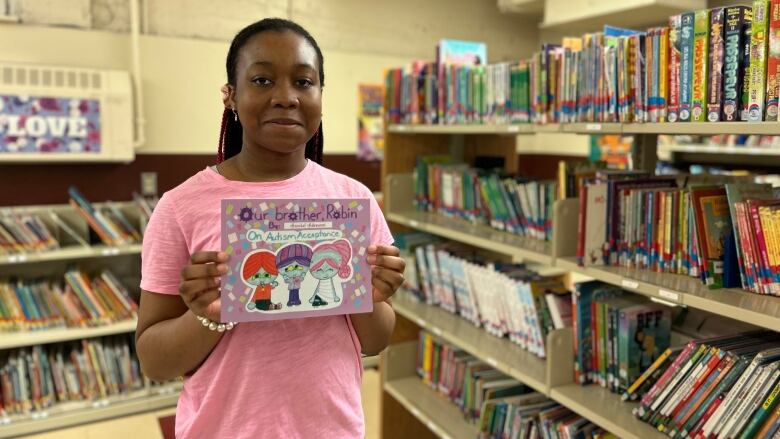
left=409, top=406, right=421, bottom=419
left=486, top=357, right=499, bottom=368
left=17, top=254, right=27, bottom=262
left=508, top=125, right=521, bottom=133
left=621, top=279, right=639, bottom=290
left=101, top=247, right=121, bottom=256
left=426, top=421, right=438, bottom=432
left=585, top=123, right=602, bottom=131
left=31, top=411, right=49, bottom=419
left=416, top=318, right=426, bottom=328
left=0, top=417, right=9, bottom=425
left=409, top=220, right=419, bottom=228
left=6, top=255, right=17, bottom=263
left=658, top=289, right=680, bottom=302
left=431, top=326, right=443, bottom=337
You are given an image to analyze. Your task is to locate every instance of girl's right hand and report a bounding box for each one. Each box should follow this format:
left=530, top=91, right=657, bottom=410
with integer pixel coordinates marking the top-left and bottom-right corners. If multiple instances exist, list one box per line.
left=179, top=251, right=228, bottom=322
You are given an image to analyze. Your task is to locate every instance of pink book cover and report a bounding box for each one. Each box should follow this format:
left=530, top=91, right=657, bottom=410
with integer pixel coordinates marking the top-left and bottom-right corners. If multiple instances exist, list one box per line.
left=220, top=198, right=373, bottom=322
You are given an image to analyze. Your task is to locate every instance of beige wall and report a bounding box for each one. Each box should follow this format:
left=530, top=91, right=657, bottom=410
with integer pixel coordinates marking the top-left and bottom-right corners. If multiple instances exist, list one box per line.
left=4, top=0, right=540, bottom=154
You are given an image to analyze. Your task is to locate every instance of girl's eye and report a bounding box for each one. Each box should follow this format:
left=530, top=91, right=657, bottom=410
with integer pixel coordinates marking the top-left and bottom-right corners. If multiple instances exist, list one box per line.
left=296, top=78, right=313, bottom=88
left=252, top=77, right=272, bottom=86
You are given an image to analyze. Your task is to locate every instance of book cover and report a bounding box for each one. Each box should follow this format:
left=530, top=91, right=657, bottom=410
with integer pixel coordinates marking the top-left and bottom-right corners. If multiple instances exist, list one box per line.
left=708, top=8, right=726, bottom=122
left=749, top=0, right=771, bottom=121
left=693, top=9, right=711, bottom=122
left=220, top=199, right=373, bottom=322
left=680, top=12, right=696, bottom=121
left=724, top=6, right=751, bottom=121
left=690, top=187, right=732, bottom=288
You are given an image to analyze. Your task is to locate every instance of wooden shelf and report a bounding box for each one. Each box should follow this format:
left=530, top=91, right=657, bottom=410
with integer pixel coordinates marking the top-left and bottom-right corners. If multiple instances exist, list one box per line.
left=556, top=257, right=780, bottom=332
left=385, top=377, right=478, bottom=439
left=625, top=122, right=780, bottom=135
left=393, top=293, right=548, bottom=393
left=387, top=211, right=553, bottom=265
left=387, top=122, right=780, bottom=136
left=387, top=124, right=535, bottom=135
left=0, top=319, right=138, bottom=350
left=0, top=244, right=142, bottom=266
left=659, top=143, right=780, bottom=157
left=550, top=384, right=665, bottom=439
left=0, top=385, right=179, bottom=438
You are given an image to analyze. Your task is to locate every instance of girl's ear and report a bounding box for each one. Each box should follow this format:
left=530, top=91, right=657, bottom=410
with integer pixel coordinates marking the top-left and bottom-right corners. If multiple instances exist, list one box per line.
left=222, top=84, right=236, bottom=109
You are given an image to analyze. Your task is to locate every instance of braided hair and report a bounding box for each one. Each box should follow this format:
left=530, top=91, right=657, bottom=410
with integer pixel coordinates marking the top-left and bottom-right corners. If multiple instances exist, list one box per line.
left=218, top=18, right=324, bottom=164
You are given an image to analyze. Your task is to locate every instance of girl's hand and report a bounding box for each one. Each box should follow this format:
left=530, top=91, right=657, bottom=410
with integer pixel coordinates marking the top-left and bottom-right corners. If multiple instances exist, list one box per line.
left=179, top=251, right=228, bottom=322
left=367, top=245, right=405, bottom=303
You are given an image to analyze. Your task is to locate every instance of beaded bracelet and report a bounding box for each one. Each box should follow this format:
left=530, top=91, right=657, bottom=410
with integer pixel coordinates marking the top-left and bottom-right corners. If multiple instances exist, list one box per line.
left=196, top=315, right=237, bottom=332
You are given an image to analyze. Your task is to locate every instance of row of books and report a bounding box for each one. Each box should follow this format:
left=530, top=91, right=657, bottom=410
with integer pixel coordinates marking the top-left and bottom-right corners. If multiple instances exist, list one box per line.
left=629, top=331, right=780, bottom=439
left=385, top=2, right=780, bottom=126
left=0, top=335, right=144, bottom=416
left=577, top=168, right=780, bottom=295
left=0, top=269, right=138, bottom=331
left=659, top=134, right=780, bottom=149
left=416, top=331, right=617, bottom=438
left=571, top=281, right=673, bottom=393
left=415, top=156, right=556, bottom=240
left=69, top=187, right=142, bottom=246
left=399, top=232, right=572, bottom=358
left=0, top=212, right=59, bottom=255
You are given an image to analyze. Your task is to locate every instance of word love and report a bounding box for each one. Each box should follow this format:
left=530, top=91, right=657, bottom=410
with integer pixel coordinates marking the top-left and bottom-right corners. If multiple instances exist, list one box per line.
left=0, top=115, right=88, bottom=138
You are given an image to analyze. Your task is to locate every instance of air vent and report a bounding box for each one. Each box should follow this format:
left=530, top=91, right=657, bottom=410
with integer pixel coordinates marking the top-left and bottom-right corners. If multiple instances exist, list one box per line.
left=0, top=65, right=104, bottom=90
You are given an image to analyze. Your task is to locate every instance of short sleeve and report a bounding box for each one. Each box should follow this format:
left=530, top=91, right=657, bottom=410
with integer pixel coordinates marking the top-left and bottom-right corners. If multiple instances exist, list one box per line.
left=140, top=193, right=190, bottom=295
left=368, top=191, right=394, bottom=247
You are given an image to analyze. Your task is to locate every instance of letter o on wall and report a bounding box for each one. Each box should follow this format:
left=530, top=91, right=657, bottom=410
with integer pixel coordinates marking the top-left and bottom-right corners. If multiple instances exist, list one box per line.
left=26, top=116, right=48, bottom=137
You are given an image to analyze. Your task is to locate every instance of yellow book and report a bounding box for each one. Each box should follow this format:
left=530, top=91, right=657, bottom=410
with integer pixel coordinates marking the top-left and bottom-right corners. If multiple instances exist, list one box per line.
left=659, top=27, right=669, bottom=122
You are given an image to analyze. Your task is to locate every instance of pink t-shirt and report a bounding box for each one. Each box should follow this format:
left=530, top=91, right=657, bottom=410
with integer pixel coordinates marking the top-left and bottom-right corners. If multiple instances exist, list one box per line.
left=140, top=160, right=393, bottom=439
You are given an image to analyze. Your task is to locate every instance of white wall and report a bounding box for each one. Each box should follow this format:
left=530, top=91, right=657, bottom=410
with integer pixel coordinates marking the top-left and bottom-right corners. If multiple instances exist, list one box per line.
left=5, top=0, right=540, bottom=154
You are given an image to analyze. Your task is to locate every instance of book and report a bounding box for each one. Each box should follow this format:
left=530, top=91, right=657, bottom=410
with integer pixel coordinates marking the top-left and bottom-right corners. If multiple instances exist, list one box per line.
left=220, top=199, right=373, bottom=322
left=680, top=12, right=696, bottom=122
left=692, top=9, right=711, bottom=122
left=749, top=0, right=771, bottom=122
left=708, top=8, right=726, bottom=122
left=724, top=6, right=752, bottom=121
left=766, top=0, right=780, bottom=121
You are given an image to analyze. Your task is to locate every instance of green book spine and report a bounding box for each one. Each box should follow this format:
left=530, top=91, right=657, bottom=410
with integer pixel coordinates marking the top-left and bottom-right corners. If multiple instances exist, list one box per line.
left=749, top=0, right=771, bottom=121
left=693, top=9, right=711, bottom=121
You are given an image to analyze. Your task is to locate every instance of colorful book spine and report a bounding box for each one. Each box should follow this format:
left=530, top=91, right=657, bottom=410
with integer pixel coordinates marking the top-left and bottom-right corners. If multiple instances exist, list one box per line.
left=692, top=9, right=711, bottom=122
left=669, top=15, right=682, bottom=122
left=659, top=27, right=669, bottom=122
left=724, top=7, right=750, bottom=121
left=749, top=0, right=771, bottom=121
left=766, top=0, right=780, bottom=120
left=708, top=8, right=726, bottom=121
left=742, top=7, right=755, bottom=120
left=680, top=12, right=696, bottom=121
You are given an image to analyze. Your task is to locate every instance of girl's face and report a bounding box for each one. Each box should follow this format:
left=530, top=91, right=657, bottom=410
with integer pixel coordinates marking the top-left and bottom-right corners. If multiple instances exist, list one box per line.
left=246, top=268, right=277, bottom=286
left=311, top=260, right=338, bottom=280
left=228, top=30, right=322, bottom=155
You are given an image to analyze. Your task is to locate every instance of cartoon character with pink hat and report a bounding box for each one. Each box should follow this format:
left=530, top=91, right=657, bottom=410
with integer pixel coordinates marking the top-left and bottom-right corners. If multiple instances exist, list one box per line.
left=308, top=239, right=352, bottom=307
left=275, top=243, right=313, bottom=307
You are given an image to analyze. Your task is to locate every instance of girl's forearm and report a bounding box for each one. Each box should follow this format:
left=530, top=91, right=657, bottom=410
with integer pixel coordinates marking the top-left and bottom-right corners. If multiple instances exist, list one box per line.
left=349, top=301, right=395, bottom=356
left=136, top=310, right=225, bottom=381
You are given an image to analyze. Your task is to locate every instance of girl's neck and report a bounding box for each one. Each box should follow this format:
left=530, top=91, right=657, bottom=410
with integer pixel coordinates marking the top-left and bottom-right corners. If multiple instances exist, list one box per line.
left=226, top=145, right=308, bottom=183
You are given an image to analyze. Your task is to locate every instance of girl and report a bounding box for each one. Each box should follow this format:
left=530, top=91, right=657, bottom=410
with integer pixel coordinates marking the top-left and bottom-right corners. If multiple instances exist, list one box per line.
left=275, top=243, right=312, bottom=307
left=242, top=250, right=281, bottom=311
left=135, top=18, right=404, bottom=439
left=309, top=239, right=352, bottom=307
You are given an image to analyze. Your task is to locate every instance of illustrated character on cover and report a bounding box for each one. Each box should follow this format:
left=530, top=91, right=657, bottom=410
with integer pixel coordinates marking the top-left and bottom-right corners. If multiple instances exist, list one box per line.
left=308, top=239, right=353, bottom=307
left=275, top=243, right=312, bottom=307
left=242, top=250, right=281, bottom=311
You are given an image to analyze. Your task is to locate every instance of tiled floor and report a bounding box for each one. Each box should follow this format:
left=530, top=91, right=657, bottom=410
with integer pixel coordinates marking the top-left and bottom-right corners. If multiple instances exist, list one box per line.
left=20, top=369, right=381, bottom=439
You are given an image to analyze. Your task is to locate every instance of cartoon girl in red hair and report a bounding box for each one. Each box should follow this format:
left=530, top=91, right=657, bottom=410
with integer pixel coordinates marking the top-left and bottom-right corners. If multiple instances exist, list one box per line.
left=242, top=250, right=281, bottom=311
left=308, top=239, right=352, bottom=307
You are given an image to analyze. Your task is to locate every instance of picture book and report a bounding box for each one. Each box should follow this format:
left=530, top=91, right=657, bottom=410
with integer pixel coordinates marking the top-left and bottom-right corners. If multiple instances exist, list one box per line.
left=220, top=198, right=373, bottom=322
left=749, top=0, right=771, bottom=121
left=723, top=6, right=751, bottom=121
left=690, top=186, right=733, bottom=288
left=692, top=9, right=711, bottom=122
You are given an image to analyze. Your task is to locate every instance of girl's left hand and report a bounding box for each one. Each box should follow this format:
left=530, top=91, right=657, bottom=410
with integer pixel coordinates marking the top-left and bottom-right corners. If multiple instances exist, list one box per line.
left=367, top=245, right=405, bottom=303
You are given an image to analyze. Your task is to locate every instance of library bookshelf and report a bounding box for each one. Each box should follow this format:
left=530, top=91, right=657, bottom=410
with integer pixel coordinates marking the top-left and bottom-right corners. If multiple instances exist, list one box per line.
left=379, top=121, right=780, bottom=438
